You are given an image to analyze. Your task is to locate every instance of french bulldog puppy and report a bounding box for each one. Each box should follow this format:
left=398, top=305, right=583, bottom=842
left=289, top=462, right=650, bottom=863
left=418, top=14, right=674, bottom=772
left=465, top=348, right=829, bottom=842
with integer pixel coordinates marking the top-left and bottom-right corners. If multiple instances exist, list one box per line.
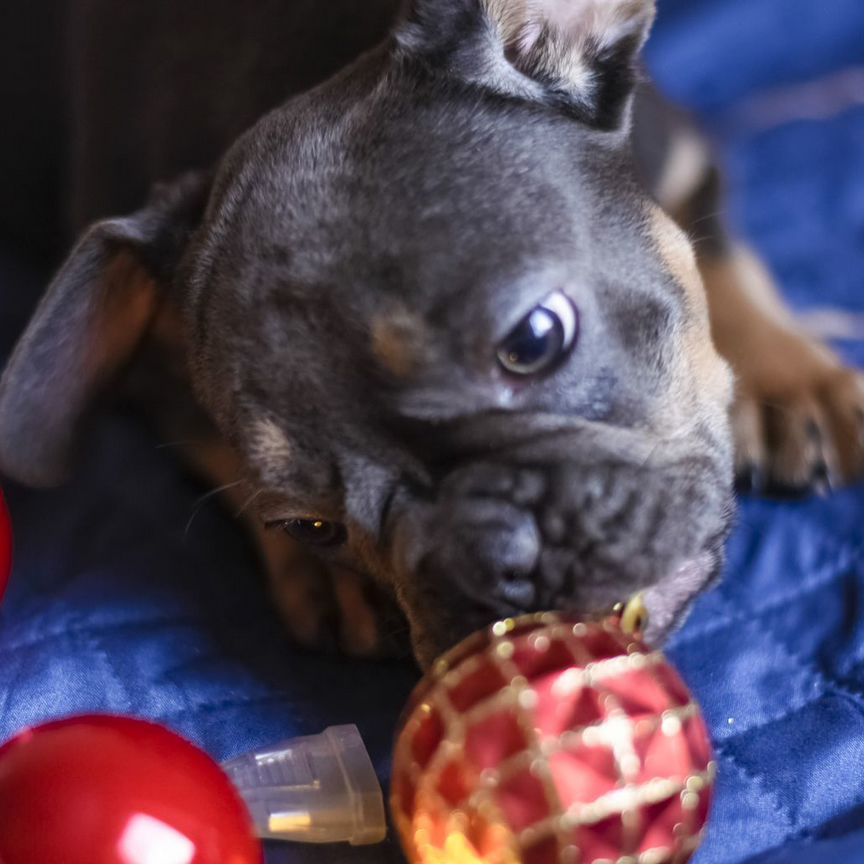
left=1, top=0, right=862, bottom=667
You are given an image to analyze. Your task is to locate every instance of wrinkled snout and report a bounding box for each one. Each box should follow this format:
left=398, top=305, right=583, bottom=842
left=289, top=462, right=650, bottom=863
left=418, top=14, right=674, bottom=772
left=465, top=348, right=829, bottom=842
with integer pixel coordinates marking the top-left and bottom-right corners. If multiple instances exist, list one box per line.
left=389, top=416, right=734, bottom=668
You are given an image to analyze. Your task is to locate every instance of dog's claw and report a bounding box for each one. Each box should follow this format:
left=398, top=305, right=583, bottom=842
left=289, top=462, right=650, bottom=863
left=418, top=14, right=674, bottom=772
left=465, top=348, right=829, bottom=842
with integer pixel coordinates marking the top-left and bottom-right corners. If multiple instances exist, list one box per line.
left=731, top=366, right=864, bottom=500
left=811, top=460, right=834, bottom=497
left=735, top=462, right=764, bottom=495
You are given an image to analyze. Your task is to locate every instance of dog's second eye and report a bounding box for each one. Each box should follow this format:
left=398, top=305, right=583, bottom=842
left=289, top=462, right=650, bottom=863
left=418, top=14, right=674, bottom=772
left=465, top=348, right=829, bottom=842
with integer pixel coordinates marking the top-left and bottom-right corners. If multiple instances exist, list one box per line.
left=497, top=291, right=578, bottom=376
left=278, top=518, right=346, bottom=547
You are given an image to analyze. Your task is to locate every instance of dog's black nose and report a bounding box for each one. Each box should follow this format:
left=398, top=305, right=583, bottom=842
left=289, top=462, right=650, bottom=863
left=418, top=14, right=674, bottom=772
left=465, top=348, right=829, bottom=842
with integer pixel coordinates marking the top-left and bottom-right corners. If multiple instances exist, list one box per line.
left=424, top=498, right=541, bottom=610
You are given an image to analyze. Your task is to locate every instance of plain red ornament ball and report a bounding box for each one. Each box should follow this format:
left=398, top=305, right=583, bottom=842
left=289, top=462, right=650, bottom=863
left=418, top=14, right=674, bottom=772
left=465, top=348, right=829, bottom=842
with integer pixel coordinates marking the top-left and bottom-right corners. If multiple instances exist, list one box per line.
left=0, top=486, right=11, bottom=603
left=0, top=714, right=262, bottom=864
left=392, top=614, right=715, bottom=864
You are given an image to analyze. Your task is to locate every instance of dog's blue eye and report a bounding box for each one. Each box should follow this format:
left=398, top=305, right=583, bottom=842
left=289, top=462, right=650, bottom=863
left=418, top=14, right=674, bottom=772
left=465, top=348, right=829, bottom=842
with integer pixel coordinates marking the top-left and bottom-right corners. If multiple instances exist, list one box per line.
left=497, top=291, right=578, bottom=376
left=278, top=518, right=346, bottom=547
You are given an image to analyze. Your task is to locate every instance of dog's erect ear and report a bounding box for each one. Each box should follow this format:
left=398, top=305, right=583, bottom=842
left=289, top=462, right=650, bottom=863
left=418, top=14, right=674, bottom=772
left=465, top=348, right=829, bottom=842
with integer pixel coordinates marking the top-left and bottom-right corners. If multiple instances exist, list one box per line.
left=0, top=172, right=210, bottom=487
left=398, top=0, right=655, bottom=129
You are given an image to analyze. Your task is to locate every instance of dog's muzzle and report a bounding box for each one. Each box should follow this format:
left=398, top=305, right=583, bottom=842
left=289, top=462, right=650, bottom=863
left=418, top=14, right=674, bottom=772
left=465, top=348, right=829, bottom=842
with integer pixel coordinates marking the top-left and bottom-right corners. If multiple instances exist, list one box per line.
left=387, top=414, right=733, bottom=667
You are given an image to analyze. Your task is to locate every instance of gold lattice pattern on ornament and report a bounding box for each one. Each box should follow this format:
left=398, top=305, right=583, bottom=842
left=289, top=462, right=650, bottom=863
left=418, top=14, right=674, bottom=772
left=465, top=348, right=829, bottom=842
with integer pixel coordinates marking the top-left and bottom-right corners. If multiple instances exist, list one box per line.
left=392, top=613, right=716, bottom=864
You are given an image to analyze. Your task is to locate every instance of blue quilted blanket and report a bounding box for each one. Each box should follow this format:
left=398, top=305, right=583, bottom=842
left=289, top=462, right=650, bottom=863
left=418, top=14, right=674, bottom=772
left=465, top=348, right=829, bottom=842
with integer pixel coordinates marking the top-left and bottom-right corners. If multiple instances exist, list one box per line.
left=1, top=1, right=863, bottom=862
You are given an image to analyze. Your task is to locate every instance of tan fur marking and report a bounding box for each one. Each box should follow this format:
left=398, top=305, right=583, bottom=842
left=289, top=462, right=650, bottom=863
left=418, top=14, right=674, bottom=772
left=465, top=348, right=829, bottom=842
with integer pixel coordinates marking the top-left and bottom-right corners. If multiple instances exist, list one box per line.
left=171, top=433, right=382, bottom=653
left=148, top=295, right=187, bottom=354
left=371, top=310, right=426, bottom=378
left=648, top=206, right=733, bottom=436
left=701, top=247, right=864, bottom=484
left=261, top=532, right=332, bottom=648
left=88, top=251, right=159, bottom=380
left=680, top=325, right=735, bottom=423
left=333, top=568, right=383, bottom=657
left=175, top=437, right=250, bottom=514
left=654, top=129, right=711, bottom=214
left=649, top=206, right=705, bottom=316
left=702, top=250, right=838, bottom=398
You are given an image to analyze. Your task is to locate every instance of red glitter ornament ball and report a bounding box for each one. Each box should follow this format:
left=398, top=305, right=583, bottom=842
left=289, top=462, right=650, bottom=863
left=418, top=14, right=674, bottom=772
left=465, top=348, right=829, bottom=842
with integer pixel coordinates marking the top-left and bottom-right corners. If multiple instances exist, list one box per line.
left=0, top=486, right=11, bottom=603
left=392, top=614, right=715, bottom=864
left=0, top=714, right=262, bottom=864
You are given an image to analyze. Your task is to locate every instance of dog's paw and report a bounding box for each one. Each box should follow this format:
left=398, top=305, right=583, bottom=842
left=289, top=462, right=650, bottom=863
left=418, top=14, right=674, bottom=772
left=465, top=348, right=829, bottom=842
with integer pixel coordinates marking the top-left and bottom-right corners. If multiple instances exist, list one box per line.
left=703, top=249, right=864, bottom=497
left=731, top=333, right=864, bottom=497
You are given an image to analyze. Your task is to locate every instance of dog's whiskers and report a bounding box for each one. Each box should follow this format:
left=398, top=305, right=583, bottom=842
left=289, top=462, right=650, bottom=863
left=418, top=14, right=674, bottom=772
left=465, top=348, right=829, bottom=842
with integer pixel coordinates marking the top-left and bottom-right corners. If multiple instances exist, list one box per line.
left=686, top=209, right=727, bottom=230
left=235, top=488, right=264, bottom=519
left=184, top=479, right=246, bottom=539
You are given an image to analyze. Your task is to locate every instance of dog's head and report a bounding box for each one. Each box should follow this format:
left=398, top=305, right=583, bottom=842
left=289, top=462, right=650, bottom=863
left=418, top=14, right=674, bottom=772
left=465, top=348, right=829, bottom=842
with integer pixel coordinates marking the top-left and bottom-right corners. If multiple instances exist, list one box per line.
left=0, top=0, right=735, bottom=666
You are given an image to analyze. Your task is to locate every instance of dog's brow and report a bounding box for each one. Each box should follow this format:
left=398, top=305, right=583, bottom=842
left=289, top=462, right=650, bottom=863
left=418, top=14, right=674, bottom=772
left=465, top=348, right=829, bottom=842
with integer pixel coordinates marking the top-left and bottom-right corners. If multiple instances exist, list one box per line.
left=370, top=310, right=428, bottom=378
left=249, top=418, right=293, bottom=466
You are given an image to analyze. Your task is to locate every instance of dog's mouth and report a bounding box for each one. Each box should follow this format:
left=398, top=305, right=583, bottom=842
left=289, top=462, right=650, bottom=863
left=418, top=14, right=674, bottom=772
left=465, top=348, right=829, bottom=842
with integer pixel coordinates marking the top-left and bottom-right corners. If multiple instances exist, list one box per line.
left=642, top=552, right=718, bottom=643
left=404, top=549, right=721, bottom=668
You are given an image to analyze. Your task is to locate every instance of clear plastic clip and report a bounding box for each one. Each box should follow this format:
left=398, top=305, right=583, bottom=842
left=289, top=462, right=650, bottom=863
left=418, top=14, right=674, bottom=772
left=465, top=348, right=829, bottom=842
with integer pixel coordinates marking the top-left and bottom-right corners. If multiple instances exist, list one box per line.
left=221, top=724, right=386, bottom=845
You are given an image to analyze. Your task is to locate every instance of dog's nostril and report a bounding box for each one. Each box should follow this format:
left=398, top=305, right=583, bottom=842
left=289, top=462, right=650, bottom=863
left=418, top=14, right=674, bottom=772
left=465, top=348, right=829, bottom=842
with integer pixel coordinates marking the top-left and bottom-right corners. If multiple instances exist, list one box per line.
left=497, top=577, right=537, bottom=609
left=473, top=511, right=541, bottom=578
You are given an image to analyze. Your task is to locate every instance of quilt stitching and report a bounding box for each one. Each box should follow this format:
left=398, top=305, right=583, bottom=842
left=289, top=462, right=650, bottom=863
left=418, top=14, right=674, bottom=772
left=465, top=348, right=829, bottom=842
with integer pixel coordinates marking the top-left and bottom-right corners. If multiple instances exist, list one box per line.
left=713, top=742, right=797, bottom=832
left=673, top=555, right=855, bottom=647
left=0, top=615, right=242, bottom=658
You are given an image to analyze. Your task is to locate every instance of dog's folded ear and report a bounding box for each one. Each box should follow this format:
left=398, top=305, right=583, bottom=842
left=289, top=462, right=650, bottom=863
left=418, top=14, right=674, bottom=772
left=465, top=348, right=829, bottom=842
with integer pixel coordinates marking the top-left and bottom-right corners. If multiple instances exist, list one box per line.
left=0, top=172, right=211, bottom=487
left=398, top=0, right=656, bottom=129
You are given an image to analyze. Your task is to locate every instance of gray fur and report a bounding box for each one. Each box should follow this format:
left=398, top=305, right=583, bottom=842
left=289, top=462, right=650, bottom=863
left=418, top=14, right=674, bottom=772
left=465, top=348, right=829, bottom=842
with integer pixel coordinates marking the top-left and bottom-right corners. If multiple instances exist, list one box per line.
left=0, top=0, right=735, bottom=666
